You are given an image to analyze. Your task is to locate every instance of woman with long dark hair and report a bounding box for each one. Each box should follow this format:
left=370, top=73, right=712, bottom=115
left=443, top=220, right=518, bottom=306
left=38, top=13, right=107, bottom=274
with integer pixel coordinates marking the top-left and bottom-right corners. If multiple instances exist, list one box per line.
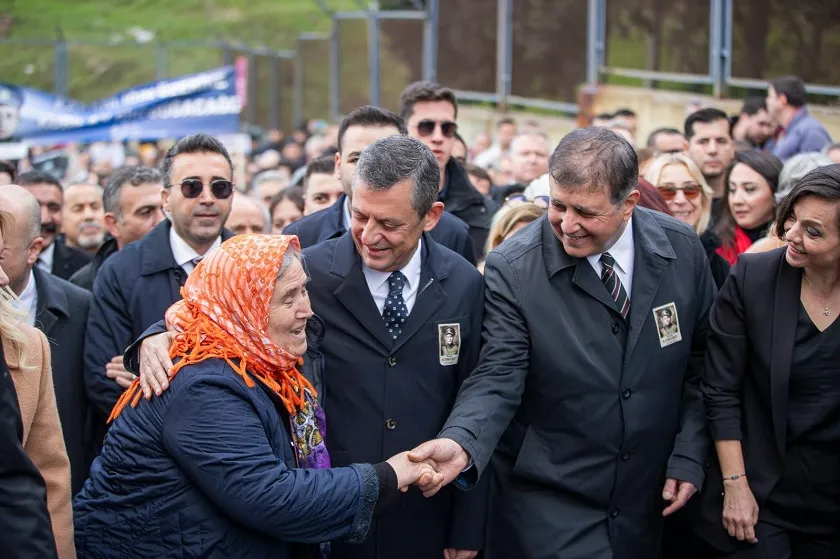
left=715, top=151, right=783, bottom=264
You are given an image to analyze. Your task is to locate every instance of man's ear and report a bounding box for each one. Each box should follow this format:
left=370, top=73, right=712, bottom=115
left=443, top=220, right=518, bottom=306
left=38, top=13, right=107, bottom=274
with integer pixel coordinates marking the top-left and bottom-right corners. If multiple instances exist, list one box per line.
left=422, top=201, right=445, bottom=232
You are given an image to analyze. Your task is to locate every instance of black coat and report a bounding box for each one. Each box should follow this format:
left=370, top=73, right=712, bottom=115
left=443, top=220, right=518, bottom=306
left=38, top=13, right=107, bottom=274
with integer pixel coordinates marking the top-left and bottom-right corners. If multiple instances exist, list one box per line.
left=32, top=267, right=93, bottom=495
left=697, top=248, right=809, bottom=553
left=0, top=337, right=58, bottom=558
left=440, top=159, right=499, bottom=259
left=305, top=232, right=489, bottom=559
left=69, top=236, right=119, bottom=292
left=283, top=193, right=477, bottom=265
left=700, top=230, right=731, bottom=290
left=439, top=210, right=717, bottom=559
left=50, top=235, right=92, bottom=281
left=84, top=220, right=234, bottom=430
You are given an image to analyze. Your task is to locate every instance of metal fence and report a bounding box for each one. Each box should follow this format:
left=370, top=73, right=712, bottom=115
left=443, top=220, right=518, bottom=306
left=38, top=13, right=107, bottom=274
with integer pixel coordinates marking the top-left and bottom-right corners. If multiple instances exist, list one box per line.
left=2, top=0, right=838, bottom=132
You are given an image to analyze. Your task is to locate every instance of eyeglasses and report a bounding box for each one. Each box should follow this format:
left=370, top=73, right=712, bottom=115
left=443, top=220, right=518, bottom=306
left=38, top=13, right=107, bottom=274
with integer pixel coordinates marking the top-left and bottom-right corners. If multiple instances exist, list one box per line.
left=169, top=179, right=235, bottom=199
left=416, top=120, right=457, bottom=138
left=657, top=184, right=702, bottom=201
left=505, top=194, right=550, bottom=209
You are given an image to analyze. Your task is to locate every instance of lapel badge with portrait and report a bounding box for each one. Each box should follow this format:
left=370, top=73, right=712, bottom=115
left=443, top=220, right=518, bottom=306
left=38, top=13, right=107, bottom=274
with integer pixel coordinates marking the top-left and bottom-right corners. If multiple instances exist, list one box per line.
left=438, top=323, right=461, bottom=366
left=653, top=302, right=682, bottom=348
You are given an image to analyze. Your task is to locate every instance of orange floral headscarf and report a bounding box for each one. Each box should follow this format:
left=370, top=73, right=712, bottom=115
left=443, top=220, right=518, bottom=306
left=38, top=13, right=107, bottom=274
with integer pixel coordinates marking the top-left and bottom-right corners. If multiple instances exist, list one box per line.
left=109, top=234, right=316, bottom=421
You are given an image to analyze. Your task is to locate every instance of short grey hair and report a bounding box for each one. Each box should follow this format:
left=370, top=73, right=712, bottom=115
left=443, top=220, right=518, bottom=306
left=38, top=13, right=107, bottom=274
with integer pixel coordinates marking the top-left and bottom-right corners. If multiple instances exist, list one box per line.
left=351, top=135, right=440, bottom=219
left=510, top=131, right=549, bottom=155
left=103, top=165, right=163, bottom=217
left=0, top=185, right=41, bottom=243
left=776, top=152, right=834, bottom=203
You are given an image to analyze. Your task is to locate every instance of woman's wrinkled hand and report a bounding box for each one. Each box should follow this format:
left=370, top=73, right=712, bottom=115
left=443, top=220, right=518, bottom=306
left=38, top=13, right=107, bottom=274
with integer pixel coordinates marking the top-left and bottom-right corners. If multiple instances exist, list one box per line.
left=722, top=478, right=759, bottom=544
left=138, top=332, right=177, bottom=399
left=385, top=451, right=444, bottom=493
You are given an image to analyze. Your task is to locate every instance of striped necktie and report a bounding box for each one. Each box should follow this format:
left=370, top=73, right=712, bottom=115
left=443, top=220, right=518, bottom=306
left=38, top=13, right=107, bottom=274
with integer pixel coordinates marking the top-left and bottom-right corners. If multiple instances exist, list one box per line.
left=600, top=252, right=630, bottom=319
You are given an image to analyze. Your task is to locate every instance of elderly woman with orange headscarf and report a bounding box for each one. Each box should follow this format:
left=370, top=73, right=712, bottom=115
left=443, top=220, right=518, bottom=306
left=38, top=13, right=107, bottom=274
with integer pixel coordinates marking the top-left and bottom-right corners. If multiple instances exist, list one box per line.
left=73, top=235, right=439, bottom=558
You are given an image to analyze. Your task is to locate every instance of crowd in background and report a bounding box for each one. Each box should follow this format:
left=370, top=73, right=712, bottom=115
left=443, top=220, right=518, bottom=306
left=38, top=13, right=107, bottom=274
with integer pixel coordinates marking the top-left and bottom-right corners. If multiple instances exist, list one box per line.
left=1, top=72, right=839, bottom=559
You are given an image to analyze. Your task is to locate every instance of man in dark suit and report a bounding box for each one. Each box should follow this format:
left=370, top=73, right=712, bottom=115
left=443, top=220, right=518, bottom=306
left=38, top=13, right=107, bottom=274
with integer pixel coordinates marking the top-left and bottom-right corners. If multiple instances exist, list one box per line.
left=0, top=185, right=93, bottom=494
left=284, top=105, right=476, bottom=265
left=0, top=236, right=58, bottom=558
left=84, top=133, right=234, bottom=436
left=130, top=135, right=488, bottom=559
left=412, top=127, right=716, bottom=559
left=16, top=170, right=92, bottom=280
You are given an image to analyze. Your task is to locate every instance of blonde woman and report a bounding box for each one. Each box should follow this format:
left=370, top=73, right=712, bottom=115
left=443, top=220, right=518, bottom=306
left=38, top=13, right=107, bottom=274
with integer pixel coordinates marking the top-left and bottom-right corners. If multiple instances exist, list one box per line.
left=478, top=203, right=546, bottom=273
left=0, top=210, right=75, bottom=558
left=645, top=153, right=730, bottom=288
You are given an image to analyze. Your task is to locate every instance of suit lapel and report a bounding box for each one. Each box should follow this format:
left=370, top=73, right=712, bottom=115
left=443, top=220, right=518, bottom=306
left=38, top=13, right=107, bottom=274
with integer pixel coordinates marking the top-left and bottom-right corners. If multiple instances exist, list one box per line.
left=624, top=211, right=674, bottom=365
left=571, top=261, right=619, bottom=313
left=770, top=257, right=800, bottom=457
left=331, top=235, right=394, bottom=350
left=33, top=268, right=63, bottom=337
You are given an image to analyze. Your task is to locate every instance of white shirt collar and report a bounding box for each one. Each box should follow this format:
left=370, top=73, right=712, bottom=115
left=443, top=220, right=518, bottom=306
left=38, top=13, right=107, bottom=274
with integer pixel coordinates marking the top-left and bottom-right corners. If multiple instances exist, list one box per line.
left=362, top=237, right=423, bottom=292
left=37, top=242, right=55, bottom=272
left=13, top=270, right=38, bottom=327
left=586, top=216, right=636, bottom=296
left=169, top=226, right=222, bottom=273
left=342, top=197, right=351, bottom=233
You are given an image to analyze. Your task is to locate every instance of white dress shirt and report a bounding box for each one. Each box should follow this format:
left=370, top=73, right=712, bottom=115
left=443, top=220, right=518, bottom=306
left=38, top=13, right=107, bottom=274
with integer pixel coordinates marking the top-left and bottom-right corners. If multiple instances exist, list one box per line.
left=362, top=238, right=423, bottom=316
left=36, top=242, right=55, bottom=274
left=169, top=227, right=222, bottom=275
left=12, top=270, right=38, bottom=327
left=586, top=217, right=635, bottom=298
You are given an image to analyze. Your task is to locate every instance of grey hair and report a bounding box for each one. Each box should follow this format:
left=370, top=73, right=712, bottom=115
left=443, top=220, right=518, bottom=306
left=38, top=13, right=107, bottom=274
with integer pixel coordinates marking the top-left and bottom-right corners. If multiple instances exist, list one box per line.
left=776, top=152, right=835, bottom=203
left=276, top=245, right=304, bottom=280
left=351, top=135, right=440, bottom=219
left=510, top=131, right=549, bottom=154
left=0, top=185, right=42, bottom=243
left=252, top=170, right=290, bottom=191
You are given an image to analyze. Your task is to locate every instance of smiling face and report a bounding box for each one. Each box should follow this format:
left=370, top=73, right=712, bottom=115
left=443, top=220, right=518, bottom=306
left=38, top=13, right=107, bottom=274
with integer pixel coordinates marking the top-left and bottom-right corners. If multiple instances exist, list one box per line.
left=657, top=163, right=703, bottom=229
left=547, top=179, right=639, bottom=259
left=162, top=152, right=234, bottom=251
left=783, top=196, right=840, bottom=271
left=727, top=162, right=776, bottom=230
left=267, top=256, right=313, bottom=357
left=350, top=178, right=442, bottom=272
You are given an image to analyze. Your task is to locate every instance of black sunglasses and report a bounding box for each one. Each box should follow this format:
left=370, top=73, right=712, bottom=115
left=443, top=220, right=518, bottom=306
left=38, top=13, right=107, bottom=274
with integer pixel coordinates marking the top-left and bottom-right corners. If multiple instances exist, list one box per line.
left=416, top=120, right=457, bottom=138
left=170, top=178, right=234, bottom=199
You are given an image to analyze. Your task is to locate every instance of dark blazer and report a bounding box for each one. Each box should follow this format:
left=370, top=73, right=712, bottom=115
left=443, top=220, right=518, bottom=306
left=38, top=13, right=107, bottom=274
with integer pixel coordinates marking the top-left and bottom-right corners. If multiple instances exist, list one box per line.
left=697, top=248, right=801, bottom=552
left=50, top=235, right=92, bottom=281
left=305, top=232, right=489, bottom=559
left=283, top=193, right=477, bottom=265
left=441, top=159, right=499, bottom=259
left=32, top=267, right=93, bottom=495
left=440, top=209, right=717, bottom=559
left=69, top=236, right=119, bottom=292
left=0, top=337, right=58, bottom=559
left=84, top=220, right=234, bottom=429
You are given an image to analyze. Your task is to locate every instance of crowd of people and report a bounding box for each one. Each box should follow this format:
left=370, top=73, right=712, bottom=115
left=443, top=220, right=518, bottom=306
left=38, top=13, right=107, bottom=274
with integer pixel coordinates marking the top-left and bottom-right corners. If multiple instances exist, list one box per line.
left=0, top=72, right=838, bottom=559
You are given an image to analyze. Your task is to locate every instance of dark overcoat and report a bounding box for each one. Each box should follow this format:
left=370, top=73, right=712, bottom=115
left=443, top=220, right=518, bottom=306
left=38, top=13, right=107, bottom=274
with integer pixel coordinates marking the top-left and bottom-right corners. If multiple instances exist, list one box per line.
left=440, top=208, right=716, bottom=559
left=32, top=266, right=93, bottom=495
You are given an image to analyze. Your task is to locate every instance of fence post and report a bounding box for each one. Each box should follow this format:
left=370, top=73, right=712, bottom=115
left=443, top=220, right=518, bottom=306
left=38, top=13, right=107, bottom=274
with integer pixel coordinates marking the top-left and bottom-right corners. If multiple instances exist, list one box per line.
left=246, top=50, right=258, bottom=126
left=495, top=0, right=512, bottom=110
left=155, top=44, right=169, bottom=81
left=422, top=0, right=439, bottom=82
left=54, top=40, right=68, bottom=97
left=294, top=40, right=304, bottom=127
left=330, top=15, right=341, bottom=121
left=221, top=43, right=233, bottom=66
left=368, top=1, right=381, bottom=107
left=586, top=0, right=606, bottom=85
left=269, top=54, right=280, bottom=131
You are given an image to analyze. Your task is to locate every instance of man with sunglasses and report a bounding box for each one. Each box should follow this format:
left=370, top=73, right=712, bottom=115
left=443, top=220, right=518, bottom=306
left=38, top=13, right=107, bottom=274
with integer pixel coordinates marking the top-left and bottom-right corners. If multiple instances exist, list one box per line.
left=399, top=81, right=499, bottom=258
left=84, top=133, right=235, bottom=438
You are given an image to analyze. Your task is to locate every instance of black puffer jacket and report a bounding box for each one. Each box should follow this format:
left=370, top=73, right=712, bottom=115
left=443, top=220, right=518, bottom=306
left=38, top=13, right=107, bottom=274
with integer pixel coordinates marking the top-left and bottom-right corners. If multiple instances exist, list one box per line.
left=441, top=159, right=499, bottom=259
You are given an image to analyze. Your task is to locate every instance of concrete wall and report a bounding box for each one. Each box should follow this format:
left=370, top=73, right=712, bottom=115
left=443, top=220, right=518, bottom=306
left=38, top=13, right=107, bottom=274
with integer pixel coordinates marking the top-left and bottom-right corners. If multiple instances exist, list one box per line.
left=455, top=85, right=840, bottom=150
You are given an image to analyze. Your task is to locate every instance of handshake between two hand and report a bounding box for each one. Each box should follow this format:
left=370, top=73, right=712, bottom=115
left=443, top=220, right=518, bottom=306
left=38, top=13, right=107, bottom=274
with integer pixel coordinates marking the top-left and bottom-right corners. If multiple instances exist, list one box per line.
left=386, top=438, right=470, bottom=497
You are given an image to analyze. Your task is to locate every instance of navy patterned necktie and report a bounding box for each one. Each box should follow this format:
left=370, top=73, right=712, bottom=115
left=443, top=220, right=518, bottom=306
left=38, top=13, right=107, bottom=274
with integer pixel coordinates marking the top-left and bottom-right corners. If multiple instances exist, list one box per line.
left=383, top=271, right=408, bottom=341
left=600, top=252, right=630, bottom=319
